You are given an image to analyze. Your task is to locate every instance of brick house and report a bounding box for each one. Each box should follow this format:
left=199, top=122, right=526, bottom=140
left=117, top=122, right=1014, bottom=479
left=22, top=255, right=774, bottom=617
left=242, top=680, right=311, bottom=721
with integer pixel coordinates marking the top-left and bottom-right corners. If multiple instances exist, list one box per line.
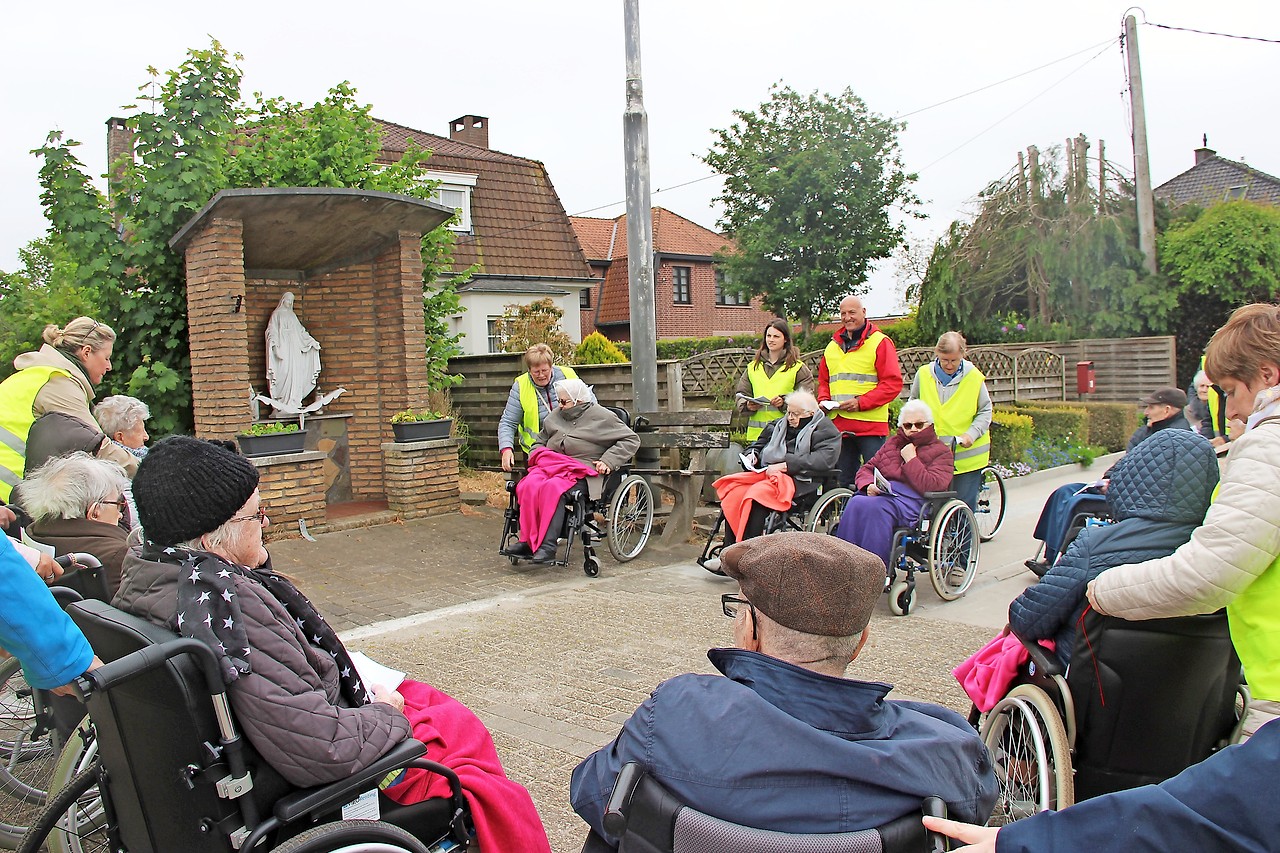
left=375, top=115, right=596, bottom=355
left=570, top=207, right=776, bottom=342
left=1155, top=140, right=1280, bottom=209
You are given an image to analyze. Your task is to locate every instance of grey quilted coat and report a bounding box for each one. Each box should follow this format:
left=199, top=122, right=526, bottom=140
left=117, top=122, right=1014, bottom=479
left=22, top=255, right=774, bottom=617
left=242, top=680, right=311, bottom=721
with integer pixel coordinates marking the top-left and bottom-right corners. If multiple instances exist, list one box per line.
left=113, top=551, right=411, bottom=787
left=1008, top=429, right=1219, bottom=665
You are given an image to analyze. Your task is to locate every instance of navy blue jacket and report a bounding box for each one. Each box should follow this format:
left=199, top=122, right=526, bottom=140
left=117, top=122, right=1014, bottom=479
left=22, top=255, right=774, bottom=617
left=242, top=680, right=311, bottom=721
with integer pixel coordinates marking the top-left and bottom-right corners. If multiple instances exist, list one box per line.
left=1009, top=429, right=1219, bottom=664
left=997, top=719, right=1280, bottom=852
left=570, top=648, right=996, bottom=848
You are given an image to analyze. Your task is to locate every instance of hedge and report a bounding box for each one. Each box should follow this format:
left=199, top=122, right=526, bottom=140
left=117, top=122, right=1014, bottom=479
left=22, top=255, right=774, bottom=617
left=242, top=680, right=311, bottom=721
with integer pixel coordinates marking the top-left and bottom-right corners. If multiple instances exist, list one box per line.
left=990, top=410, right=1033, bottom=467
left=1011, top=404, right=1090, bottom=445
left=1011, top=400, right=1139, bottom=452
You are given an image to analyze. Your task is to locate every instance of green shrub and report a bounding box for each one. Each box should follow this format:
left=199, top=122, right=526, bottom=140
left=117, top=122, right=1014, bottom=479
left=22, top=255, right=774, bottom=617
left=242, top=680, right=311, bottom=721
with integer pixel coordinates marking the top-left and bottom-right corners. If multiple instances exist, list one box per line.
left=990, top=409, right=1033, bottom=467
left=880, top=316, right=935, bottom=349
left=575, top=332, right=628, bottom=364
left=241, top=421, right=300, bottom=436
left=1079, top=402, right=1141, bottom=452
left=1014, top=404, right=1090, bottom=445
left=619, top=336, right=758, bottom=360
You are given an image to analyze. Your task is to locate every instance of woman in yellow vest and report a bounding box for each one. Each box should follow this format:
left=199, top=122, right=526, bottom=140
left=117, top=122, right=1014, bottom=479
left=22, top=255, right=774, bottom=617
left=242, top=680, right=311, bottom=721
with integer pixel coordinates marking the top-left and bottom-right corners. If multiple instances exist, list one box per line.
left=0, top=317, right=138, bottom=503
left=498, top=343, right=580, bottom=472
left=1089, top=302, right=1280, bottom=740
left=909, top=331, right=991, bottom=512
left=734, top=319, right=813, bottom=443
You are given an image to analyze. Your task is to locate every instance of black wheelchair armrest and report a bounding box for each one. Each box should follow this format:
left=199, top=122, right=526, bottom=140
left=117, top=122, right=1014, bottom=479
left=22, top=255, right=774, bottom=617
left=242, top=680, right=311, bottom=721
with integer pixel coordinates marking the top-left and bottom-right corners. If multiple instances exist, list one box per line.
left=272, top=739, right=428, bottom=823
left=923, top=490, right=958, bottom=501
left=602, top=761, right=644, bottom=836
left=1010, top=627, right=1064, bottom=677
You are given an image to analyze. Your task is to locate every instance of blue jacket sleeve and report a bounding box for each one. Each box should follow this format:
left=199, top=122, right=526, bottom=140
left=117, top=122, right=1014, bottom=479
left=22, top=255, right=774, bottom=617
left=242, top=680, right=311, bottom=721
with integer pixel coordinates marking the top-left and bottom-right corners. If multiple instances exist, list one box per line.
left=997, top=719, right=1280, bottom=853
left=0, top=536, right=94, bottom=690
left=570, top=687, right=658, bottom=849
left=1008, top=531, right=1092, bottom=644
left=497, top=380, right=524, bottom=452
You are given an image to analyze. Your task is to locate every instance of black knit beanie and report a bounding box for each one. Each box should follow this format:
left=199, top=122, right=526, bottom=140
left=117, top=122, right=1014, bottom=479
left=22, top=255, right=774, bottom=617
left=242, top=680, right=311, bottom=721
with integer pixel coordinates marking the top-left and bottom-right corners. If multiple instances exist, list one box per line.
left=133, top=436, right=260, bottom=547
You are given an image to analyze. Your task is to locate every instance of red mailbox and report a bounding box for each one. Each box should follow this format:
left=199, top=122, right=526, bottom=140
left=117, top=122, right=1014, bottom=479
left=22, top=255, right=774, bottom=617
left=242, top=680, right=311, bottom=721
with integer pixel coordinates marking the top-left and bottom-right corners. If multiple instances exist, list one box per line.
left=1076, top=361, right=1096, bottom=395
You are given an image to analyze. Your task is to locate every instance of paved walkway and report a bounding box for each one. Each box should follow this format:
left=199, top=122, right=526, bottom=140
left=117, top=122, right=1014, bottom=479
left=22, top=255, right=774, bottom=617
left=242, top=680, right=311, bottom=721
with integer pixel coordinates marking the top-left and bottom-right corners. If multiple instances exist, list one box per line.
left=267, top=457, right=1118, bottom=853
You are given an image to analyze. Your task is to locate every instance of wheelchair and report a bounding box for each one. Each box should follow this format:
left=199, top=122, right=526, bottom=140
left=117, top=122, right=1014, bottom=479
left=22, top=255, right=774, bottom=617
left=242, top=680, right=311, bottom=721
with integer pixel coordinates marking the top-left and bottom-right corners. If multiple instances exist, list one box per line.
left=974, top=465, right=1006, bottom=542
left=17, top=598, right=475, bottom=853
left=884, top=491, right=980, bottom=616
left=1025, top=491, right=1111, bottom=577
left=499, top=409, right=654, bottom=578
left=587, top=761, right=948, bottom=853
left=0, top=555, right=103, bottom=850
left=974, top=609, right=1248, bottom=826
left=695, top=472, right=853, bottom=573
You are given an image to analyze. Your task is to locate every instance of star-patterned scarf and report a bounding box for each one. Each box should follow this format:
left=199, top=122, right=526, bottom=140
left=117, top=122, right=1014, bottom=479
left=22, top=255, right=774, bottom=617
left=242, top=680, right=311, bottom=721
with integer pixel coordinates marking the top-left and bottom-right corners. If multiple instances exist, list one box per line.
left=150, top=544, right=370, bottom=706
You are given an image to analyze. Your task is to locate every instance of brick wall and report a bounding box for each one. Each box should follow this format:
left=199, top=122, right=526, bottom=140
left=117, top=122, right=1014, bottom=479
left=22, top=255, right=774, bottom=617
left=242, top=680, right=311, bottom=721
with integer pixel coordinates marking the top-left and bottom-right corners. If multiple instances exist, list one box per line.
left=382, top=439, right=461, bottom=518
left=256, top=451, right=328, bottom=542
left=186, top=218, right=252, bottom=439
left=653, top=260, right=774, bottom=338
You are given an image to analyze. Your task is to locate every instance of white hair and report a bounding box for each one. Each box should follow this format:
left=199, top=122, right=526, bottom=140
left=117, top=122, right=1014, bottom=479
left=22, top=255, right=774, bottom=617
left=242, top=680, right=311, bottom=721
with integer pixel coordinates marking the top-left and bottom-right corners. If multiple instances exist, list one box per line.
left=786, top=389, right=819, bottom=413
left=94, top=395, right=150, bottom=436
left=554, top=378, right=597, bottom=405
left=15, top=452, right=128, bottom=522
left=899, top=399, right=934, bottom=426
left=1192, top=370, right=1210, bottom=388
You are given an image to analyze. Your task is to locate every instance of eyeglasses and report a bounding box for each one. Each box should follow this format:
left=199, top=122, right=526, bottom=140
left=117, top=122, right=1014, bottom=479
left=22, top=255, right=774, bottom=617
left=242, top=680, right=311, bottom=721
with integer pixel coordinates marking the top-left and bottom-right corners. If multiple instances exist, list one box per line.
left=900, top=421, right=928, bottom=430
left=229, top=506, right=269, bottom=526
left=721, top=593, right=758, bottom=640
left=785, top=410, right=813, bottom=419
left=96, top=496, right=128, bottom=512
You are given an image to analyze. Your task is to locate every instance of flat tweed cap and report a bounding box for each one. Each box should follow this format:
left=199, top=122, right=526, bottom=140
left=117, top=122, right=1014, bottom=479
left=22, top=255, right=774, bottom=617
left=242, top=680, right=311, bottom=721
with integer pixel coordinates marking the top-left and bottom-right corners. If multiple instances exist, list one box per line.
left=132, top=435, right=260, bottom=547
left=720, top=531, right=884, bottom=636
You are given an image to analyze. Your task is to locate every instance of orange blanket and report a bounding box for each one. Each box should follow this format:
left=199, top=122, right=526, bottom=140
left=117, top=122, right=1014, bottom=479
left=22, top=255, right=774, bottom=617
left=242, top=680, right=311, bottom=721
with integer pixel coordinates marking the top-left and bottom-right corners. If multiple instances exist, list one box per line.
left=713, top=470, right=796, bottom=542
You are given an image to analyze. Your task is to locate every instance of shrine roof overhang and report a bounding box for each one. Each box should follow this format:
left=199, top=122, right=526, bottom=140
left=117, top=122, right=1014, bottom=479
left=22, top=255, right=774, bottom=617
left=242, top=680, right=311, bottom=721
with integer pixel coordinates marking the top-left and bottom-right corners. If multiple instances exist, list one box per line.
left=169, top=187, right=454, bottom=278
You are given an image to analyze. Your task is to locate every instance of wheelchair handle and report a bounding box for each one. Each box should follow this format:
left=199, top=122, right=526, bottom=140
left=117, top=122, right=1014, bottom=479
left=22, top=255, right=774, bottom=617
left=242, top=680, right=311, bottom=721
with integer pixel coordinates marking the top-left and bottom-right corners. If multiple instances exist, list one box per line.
left=602, top=761, right=644, bottom=836
left=82, top=636, right=228, bottom=700
left=56, top=552, right=103, bottom=571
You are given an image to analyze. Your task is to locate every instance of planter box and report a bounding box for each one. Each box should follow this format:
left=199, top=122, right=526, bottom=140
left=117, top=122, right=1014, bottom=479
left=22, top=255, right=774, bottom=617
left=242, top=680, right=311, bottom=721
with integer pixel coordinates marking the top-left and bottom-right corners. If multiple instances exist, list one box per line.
left=392, top=418, right=453, bottom=443
left=238, top=430, right=306, bottom=458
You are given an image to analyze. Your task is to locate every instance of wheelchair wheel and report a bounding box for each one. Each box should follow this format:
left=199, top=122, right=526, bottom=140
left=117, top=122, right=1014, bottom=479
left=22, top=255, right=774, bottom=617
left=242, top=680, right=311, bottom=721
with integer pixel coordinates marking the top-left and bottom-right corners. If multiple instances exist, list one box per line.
left=45, top=722, right=101, bottom=853
left=270, top=819, right=431, bottom=852
left=607, top=475, right=654, bottom=563
left=981, top=684, right=1074, bottom=825
left=0, top=657, right=59, bottom=849
left=13, top=758, right=105, bottom=853
left=975, top=466, right=1006, bottom=542
left=928, top=500, right=979, bottom=601
left=887, top=580, right=915, bottom=617
left=802, top=488, right=853, bottom=535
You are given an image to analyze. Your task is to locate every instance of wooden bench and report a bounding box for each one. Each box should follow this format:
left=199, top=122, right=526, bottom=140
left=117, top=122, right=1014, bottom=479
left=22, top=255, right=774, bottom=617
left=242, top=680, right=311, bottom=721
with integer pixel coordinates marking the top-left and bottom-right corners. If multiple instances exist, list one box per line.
left=631, top=410, right=732, bottom=546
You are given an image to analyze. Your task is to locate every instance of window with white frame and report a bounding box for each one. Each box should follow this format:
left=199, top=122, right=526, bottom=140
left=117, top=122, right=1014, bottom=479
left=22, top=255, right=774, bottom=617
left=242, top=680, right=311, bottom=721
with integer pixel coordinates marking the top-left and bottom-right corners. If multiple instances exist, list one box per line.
left=487, top=317, right=503, bottom=353
left=424, top=170, right=478, bottom=233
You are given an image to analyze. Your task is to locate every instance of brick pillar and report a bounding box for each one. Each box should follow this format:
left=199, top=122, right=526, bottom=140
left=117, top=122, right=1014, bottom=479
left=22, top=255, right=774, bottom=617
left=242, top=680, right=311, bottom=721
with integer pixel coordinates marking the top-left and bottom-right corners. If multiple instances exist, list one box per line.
left=382, top=439, right=461, bottom=518
left=185, top=217, right=251, bottom=439
left=371, top=230, right=431, bottom=425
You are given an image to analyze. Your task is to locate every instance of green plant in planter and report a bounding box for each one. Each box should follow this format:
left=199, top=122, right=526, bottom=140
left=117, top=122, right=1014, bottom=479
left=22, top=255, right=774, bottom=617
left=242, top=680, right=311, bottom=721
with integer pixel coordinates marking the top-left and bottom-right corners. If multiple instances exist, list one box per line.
left=390, top=408, right=447, bottom=424
left=241, top=422, right=301, bottom=436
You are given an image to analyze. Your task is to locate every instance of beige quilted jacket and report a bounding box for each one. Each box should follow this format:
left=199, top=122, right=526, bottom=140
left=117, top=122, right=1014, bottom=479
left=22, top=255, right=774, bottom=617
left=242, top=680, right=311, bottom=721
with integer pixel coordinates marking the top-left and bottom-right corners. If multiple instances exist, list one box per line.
left=1087, top=418, right=1280, bottom=618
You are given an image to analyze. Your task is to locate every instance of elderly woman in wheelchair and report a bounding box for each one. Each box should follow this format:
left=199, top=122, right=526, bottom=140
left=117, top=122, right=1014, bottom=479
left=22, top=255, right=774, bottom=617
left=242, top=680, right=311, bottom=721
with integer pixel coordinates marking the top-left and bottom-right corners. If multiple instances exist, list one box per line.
left=501, top=379, right=640, bottom=566
left=698, top=390, right=842, bottom=573
left=106, top=436, right=551, bottom=852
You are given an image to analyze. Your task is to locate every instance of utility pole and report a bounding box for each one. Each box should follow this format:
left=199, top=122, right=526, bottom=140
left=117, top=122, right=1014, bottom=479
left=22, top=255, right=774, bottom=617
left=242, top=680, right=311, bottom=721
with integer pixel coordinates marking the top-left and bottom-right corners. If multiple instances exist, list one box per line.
left=622, top=0, right=658, bottom=415
left=1126, top=14, right=1158, bottom=275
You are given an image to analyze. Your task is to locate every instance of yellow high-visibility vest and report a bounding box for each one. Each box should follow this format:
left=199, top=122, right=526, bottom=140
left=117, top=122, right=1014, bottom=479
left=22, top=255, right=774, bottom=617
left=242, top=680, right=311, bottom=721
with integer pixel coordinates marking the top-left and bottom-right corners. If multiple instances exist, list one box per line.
left=917, top=365, right=991, bottom=474
left=516, top=365, right=578, bottom=453
left=824, top=332, right=890, bottom=425
left=744, top=361, right=803, bottom=442
left=0, top=365, right=71, bottom=502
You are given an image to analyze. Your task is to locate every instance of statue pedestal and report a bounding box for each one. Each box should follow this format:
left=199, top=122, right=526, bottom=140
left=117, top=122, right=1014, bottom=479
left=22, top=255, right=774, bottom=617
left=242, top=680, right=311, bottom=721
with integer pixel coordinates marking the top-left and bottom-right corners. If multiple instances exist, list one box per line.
left=251, top=451, right=328, bottom=542
left=382, top=438, right=461, bottom=519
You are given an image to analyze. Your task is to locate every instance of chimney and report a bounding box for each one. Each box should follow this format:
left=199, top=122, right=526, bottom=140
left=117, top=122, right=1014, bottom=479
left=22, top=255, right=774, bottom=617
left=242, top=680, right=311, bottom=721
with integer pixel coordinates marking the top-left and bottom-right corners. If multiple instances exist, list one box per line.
left=105, top=117, right=134, bottom=227
left=1194, top=134, right=1216, bottom=165
left=449, top=115, right=489, bottom=149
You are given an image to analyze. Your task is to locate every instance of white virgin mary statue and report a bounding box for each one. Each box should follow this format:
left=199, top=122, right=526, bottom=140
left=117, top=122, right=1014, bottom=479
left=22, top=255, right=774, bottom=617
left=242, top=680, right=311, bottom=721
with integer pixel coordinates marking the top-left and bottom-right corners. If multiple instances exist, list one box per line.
left=265, top=292, right=322, bottom=415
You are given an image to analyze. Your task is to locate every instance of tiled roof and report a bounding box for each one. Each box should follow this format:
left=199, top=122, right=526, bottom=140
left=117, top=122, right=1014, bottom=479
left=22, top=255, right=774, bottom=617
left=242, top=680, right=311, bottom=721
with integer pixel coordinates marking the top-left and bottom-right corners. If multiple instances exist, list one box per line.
left=1155, top=154, right=1280, bottom=208
left=374, top=118, right=592, bottom=280
left=570, top=207, right=733, bottom=261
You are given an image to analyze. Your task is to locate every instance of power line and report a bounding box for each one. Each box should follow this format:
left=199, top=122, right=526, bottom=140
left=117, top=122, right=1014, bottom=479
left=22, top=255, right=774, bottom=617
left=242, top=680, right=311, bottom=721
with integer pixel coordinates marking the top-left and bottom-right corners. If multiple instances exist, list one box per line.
left=1143, top=21, right=1280, bottom=45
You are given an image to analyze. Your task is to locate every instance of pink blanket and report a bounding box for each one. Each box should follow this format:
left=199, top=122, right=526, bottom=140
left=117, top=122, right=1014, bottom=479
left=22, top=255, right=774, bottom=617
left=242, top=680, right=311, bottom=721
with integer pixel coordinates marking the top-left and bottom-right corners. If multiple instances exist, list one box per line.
left=713, top=470, right=796, bottom=542
left=953, top=630, right=1056, bottom=713
left=516, top=448, right=599, bottom=549
left=384, top=679, right=551, bottom=852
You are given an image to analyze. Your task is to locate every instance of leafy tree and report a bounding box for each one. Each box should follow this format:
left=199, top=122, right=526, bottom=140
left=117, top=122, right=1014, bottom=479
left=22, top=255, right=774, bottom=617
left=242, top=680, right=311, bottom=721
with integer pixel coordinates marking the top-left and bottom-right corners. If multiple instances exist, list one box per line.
left=916, top=139, right=1162, bottom=342
left=703, top=84, right=919, bottom=331
left=32, top=40, right=463, bottom=431
left=495, top=298, right=575, bottom=363
left=0, top=237, right=98, bottom=377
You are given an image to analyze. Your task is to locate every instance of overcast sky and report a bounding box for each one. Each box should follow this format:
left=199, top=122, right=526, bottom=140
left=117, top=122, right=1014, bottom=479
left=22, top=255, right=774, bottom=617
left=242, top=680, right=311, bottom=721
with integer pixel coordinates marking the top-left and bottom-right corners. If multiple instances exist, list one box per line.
left=4, top=1, right=1278, bottom=314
